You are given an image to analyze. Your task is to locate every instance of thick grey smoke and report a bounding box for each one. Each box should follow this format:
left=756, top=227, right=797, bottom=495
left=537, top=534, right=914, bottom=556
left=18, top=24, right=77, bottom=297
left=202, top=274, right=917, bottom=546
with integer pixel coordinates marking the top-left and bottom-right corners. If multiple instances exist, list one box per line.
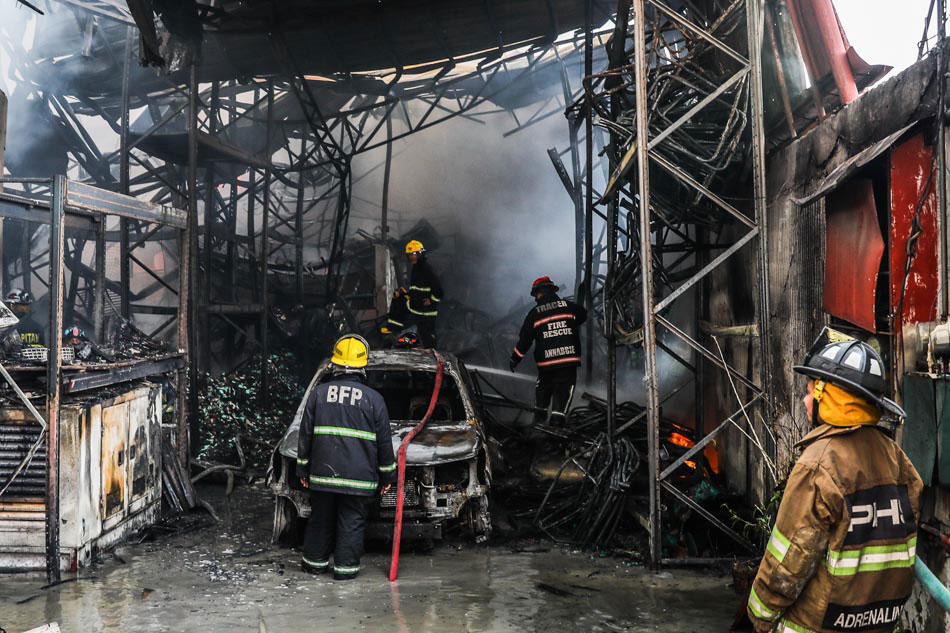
left=350, top=92, right=582, bottom=316
left=0, top=8, right=697, bottom=419
left=0, top=4, right=104, bottom=177
left=346, top=69, right=696, bottom=420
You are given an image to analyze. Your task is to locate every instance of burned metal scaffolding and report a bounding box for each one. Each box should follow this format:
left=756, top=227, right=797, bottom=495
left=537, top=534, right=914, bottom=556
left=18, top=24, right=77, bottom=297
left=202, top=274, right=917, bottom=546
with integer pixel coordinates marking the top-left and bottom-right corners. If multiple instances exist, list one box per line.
left=3, top=1, right=612, bottom=357
left=578, top=0, right=772, bottom=565
left=0, top=176, right=189, bottom=582
left=3, top=0, right=778, bottom=567
left=0, top=1, right=619, bottom=455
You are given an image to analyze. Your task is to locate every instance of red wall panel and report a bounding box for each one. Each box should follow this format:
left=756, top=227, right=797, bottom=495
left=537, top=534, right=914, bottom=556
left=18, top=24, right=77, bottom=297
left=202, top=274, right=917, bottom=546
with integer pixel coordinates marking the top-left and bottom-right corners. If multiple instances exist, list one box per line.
left=824, top=179, right=884, bottom=332
left=889, top=133, right=938, bottom=326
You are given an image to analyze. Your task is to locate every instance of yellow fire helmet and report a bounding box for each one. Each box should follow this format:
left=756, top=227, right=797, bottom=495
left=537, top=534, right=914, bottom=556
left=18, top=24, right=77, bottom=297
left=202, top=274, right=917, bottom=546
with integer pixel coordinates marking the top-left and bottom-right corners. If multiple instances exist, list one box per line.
left=405, top=240, right=425, bottom=255
left=330, top=334, right=370, bottom=368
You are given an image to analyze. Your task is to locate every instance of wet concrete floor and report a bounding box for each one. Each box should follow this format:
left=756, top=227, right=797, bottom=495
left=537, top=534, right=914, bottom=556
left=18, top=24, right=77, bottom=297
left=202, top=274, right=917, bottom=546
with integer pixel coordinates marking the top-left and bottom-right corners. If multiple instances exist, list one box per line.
left=1, top=485, right=739, bottom=632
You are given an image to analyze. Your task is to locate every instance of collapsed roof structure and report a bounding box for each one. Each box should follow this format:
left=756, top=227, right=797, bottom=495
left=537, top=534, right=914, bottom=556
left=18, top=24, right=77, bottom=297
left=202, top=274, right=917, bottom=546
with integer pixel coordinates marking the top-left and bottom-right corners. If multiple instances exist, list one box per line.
left=1, top=0, right=945, bottom=595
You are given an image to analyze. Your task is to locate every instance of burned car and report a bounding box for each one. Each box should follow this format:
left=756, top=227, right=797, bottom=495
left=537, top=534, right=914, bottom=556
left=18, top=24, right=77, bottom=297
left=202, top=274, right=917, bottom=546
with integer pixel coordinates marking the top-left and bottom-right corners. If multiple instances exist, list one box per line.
left=269, top=349, right=491, bottom=543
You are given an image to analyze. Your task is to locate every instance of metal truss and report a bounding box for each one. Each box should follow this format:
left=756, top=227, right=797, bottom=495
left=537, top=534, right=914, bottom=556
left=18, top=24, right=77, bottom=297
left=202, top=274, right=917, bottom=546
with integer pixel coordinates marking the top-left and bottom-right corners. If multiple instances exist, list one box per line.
left=53, top=0, right=133, bottom=24
left=4, top=2, right=613, bottom=382
left=579, top=0, right=772, bottom=566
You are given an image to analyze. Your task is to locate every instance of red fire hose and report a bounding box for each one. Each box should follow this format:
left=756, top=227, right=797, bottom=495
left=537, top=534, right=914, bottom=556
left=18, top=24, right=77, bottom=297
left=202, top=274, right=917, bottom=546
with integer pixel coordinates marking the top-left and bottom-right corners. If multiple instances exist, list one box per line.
left=389, top=349, right=444, bottom=581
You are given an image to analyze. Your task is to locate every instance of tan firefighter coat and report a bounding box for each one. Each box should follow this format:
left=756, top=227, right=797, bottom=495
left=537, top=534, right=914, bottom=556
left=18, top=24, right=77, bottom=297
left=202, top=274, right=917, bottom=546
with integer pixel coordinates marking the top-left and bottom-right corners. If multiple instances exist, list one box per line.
left=747, top=424, right=923, bottom=633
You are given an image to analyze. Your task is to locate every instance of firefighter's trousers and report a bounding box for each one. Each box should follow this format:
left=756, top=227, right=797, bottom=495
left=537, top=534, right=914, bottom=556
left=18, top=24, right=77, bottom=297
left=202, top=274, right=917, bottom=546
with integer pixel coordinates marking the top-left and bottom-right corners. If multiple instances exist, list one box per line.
left=534, top=365, right=577, bottom=427
left=302, top=491, right=371, bottom=580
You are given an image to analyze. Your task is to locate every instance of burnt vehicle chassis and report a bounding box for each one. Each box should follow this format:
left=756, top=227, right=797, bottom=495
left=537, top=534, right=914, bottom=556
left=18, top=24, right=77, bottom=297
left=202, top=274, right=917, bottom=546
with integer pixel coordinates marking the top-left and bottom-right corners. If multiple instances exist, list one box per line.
left=269, top=349, right=491, bottom=544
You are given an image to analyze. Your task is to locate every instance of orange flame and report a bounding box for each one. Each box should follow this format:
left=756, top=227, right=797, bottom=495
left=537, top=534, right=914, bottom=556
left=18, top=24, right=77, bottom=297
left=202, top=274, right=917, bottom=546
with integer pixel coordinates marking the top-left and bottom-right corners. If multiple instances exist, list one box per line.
left=668, top=432, right=695, bottom=449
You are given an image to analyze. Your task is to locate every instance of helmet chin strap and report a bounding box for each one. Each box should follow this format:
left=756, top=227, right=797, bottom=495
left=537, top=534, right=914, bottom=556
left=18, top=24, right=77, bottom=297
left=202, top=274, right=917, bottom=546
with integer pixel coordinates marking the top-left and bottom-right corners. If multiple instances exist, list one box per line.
left=330, top=364, right=365, bottom=378
left=811, top=380, right=825, bottom=426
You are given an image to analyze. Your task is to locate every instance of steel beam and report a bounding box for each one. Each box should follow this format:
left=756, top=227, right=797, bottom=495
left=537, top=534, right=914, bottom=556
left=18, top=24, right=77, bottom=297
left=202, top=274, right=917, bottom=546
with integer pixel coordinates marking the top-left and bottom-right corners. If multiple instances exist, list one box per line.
left=65, top=181, right=188, bottom=228
left=602, top=66, right=750, bottom=202
left=573, top=0, right=775, bottom=568
left=649, top=152, right=757, bottom=229
left=259, top=82, right=274, bottom=406
left=584, top=0, right=595, bottom=383
left=187, top=63, right=200, bottom=460
left=0, top=89, right=6, bottom=294
left=64, top=357, right=185, bottom=393
left=0, top=197, right=97, bottom=232
left=119, top=26, right=132, bottom=319
left=747, top=0, right=774, bottom=475
left=648, top=0, right=749, bottom=65
left=653, top=228, right=759, bottom=314
left=94, top=219, right=106, bottom=341
left=45, top=175, right=66, bottom=583
left=631, top=0, right=663, bottom=569
left=659, top=393, right=763, bottom=480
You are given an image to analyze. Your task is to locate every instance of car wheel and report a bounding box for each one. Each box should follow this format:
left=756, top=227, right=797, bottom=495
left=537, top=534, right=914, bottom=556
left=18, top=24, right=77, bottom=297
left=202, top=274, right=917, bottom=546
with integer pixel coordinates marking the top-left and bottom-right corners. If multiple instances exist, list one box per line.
left=462, top=495, right=492, bottom=543
left=273, top=496, right=298, bottom=546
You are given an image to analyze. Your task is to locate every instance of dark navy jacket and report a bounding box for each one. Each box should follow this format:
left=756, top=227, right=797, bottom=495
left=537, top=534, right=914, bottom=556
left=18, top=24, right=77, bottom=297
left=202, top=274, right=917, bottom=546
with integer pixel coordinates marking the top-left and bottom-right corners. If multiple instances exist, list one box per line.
left=408, top=258, right=443, bottom=317
left=296, top=374, right=397, bottom=496
left=511, top=291, right=588, bottom=371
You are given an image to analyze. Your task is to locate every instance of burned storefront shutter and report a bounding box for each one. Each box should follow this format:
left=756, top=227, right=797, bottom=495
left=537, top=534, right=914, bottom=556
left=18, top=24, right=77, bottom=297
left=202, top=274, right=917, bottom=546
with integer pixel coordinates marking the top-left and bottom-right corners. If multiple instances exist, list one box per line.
left=822, top=179, right=884, bottom=332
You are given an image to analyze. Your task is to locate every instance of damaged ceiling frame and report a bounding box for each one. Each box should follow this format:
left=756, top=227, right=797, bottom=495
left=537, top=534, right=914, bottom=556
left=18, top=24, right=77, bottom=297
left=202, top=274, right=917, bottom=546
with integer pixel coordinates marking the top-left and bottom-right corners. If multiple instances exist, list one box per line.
left=576, top=0, right=772, bottom=567
left=7, top=2, right=616, bottom=408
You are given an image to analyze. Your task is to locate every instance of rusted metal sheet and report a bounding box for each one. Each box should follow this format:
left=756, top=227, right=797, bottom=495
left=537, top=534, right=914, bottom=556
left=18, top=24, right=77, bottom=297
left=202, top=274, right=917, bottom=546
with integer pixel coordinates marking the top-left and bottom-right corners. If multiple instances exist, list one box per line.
left=784, top=0, right=888, bottom=108
left=793, top=124, right=916, bottom=207
left=786, top=0, right=857, bottom=103
left=890, top=133, right=939, bottom=326
left=128, top=388, right=161, bottom=515
left=823, top=179, right=884, bottom=332
left=0, top=384, right=162, bottom=571
left=101, top=400, right=129, bottom=524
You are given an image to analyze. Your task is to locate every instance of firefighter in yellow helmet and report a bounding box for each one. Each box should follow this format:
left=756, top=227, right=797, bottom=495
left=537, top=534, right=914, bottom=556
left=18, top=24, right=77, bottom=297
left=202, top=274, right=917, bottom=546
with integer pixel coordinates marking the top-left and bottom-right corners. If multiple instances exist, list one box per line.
left=404, top=240, right=442, bottom=348
left=297, top=334, right=396, bottom=580
left=747, top=329, right=922, bottom=633
left=5, top=289, right=45, bottom=349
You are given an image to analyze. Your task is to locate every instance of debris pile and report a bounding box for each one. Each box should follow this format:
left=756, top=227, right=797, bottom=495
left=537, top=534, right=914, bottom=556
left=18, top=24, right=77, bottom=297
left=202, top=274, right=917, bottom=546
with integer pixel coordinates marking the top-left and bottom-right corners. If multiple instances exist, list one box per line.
left=195, top=351, right=304, bottom=470
left=105, top=316, right=167, bottom=360
left=475, top=374, right=750, bottom=559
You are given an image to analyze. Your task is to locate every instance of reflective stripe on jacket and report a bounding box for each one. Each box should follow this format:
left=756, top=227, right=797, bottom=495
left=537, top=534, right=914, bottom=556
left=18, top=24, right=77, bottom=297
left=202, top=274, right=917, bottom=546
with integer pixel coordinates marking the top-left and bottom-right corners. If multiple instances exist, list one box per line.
left=748, top=424, right=923, bottom=633
left=511, top=291, right=587, bottom=370
left=296, top=375, right=397, bottom=496
left=408, top=259, right=442, bottom=317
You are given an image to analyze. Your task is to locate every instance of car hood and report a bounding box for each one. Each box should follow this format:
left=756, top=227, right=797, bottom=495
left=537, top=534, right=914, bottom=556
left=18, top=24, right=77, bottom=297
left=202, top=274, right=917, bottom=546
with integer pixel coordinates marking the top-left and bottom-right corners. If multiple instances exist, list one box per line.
left=0, top=301, right=18, bottom=337
left=278, top=421, right=481, bottom=466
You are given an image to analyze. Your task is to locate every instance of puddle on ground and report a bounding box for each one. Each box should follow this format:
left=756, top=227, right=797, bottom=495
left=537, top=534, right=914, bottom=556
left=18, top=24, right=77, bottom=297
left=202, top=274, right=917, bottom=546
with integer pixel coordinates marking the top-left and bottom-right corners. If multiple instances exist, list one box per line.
left=0, top=485, right=738, bottom=632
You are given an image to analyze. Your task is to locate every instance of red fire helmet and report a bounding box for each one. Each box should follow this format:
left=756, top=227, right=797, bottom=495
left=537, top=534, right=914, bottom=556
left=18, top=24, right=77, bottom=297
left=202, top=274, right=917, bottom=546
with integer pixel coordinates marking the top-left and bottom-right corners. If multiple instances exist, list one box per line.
left=530, top=276, right=559, bottom=296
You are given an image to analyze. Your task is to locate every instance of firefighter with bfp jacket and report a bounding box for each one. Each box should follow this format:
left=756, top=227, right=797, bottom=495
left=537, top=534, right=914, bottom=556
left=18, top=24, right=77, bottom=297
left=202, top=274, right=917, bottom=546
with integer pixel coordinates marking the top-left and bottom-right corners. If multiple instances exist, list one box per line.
left=297, top=334, right=397, bottom=580
left=510, top=277, right=587, bottom=425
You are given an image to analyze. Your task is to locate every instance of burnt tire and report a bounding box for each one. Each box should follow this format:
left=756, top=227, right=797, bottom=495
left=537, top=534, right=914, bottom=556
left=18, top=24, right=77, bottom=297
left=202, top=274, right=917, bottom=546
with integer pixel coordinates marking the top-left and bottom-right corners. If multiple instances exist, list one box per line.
left=273, top=496, right=303, bottom=546
left=462, top=495, right=492, bottom=543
